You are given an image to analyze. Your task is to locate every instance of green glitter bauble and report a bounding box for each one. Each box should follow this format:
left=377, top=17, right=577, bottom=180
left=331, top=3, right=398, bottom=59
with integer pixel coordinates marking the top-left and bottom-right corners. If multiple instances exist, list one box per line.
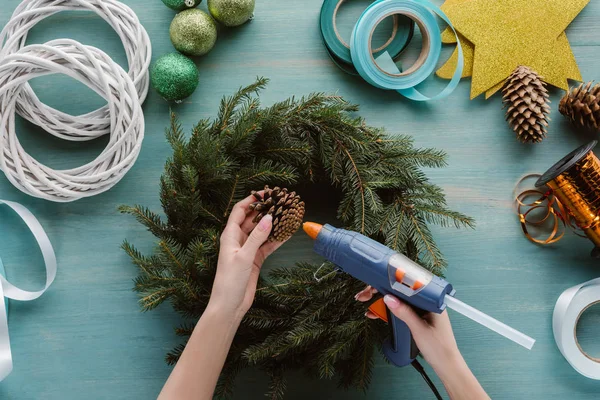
left=161, top=0, right=202, bottom=11
left=170, top=9, right=217, bottom=57
left=208, top=0, right=255, bottom=27
left=151, top=53, right=199, bottom=102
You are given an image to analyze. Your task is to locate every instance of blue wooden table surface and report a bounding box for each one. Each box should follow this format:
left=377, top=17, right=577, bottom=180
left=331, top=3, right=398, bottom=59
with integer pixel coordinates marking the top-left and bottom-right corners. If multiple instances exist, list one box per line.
left=1, top=0, right=599, bottom=398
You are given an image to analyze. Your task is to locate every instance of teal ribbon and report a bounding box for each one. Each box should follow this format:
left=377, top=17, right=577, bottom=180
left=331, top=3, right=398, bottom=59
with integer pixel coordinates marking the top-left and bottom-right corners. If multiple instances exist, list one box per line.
left=320, top=0, right=414, bottom=75
left=321, top=0, right=463, bottom=101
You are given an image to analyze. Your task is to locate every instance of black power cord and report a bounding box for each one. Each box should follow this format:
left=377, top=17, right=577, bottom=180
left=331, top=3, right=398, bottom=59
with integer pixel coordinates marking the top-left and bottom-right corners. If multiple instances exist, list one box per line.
left=412, top=359, right=443, bottom=400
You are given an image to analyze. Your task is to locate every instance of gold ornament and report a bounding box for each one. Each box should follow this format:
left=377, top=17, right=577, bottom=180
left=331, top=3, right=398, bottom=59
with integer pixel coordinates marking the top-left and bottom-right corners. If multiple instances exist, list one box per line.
left=249, top=186, right=305, bottom=242
left=439, top=0, right=587, bottom=99
left=502, top=66, right=550, bottom=143
left=559, top=82, right=600, bottom=132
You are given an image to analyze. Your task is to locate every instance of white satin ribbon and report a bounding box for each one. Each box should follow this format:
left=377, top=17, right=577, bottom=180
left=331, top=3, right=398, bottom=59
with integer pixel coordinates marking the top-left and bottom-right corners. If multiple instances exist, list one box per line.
left=0, top=199, right=56, bottom=381
left=553, top=278, right=600, bottom=379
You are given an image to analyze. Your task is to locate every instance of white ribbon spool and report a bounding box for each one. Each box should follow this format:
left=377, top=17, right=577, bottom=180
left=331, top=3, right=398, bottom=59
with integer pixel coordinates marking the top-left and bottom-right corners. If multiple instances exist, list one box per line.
left=0, top=200, right=57, bottom=381
left=553, top=278, right=600, bottom=379
left=0, top=0, right=151, bottom=141
left=0, top=39, right=144, bottom=202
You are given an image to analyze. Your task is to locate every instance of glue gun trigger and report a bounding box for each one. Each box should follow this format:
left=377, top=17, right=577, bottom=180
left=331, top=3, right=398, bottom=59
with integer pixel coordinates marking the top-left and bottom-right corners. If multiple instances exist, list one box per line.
left=367, top=295, right=389, bottom=322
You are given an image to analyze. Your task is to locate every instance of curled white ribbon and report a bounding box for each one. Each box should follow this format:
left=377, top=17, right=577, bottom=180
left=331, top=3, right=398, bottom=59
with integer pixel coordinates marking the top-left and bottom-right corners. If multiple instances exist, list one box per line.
left=0, top=200, right=56, bottom=381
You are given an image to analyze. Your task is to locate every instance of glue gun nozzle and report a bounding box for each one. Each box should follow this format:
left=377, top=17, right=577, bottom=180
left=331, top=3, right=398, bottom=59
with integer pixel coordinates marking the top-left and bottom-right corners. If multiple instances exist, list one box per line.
left=303, top=222, right=323, bottom=240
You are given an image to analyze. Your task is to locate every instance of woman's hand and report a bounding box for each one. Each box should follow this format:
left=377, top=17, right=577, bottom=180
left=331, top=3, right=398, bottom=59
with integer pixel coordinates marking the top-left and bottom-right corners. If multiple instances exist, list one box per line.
left=356, top=286, right=461, bottom=371
left=209, top=193, right=285, bottom=320
left=159, top=194, right=287, bottom=400
left=356, top=286, right=490, bottom=400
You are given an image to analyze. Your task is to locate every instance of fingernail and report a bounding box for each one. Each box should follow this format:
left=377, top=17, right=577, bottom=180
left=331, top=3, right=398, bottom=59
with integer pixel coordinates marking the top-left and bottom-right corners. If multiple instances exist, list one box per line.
left=354, top=293, right=360, bottom=300
left=364, top=311, right=370, bottom=317
left=258, top=214, right=272, bottom=231
left=384, top=295, right=400, bottom=309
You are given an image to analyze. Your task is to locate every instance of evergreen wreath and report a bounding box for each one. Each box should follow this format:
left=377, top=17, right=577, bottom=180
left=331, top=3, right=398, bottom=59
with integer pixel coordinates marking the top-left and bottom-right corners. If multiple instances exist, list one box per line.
left=120, top=78, right=474, bottom=399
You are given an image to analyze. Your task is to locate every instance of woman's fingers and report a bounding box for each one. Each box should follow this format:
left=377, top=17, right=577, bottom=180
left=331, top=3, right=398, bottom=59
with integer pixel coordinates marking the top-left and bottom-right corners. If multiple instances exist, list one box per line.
left=240, top=212, right=259, bottom=235
left=221, top=193, right=265, bottom=246
left=227, top=192, right=265, bottom=228
left=355, top=286, right=378, bottom=302
left=240, top=215, right=272, bottom=258
left=365, top=311, right=379, bottom=319
left=383, top=295, right=427, bottom=335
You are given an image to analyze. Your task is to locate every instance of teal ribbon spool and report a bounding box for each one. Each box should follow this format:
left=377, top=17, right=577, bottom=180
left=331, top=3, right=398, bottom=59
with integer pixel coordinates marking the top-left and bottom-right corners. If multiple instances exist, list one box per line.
left=320, top=0, right=414, bottom=75
left=350, top=0, right=463, bottom=101
left=321, top=0, right=463, bottom=101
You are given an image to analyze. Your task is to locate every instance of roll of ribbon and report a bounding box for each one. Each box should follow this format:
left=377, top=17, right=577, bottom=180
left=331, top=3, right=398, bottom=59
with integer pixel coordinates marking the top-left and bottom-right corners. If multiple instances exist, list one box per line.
left=320, top=0, right=414, bottom=75
left=350, top=0, right=463, bottom=101
left=553, top=278, right=600, bottom=379
left=0, top=200, right=57, bottom=381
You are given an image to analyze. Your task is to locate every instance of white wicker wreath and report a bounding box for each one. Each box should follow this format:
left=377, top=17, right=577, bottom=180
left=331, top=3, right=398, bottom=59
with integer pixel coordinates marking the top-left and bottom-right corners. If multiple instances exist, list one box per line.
left=0, top=39, right=144, bottom=202
left=0, top=0, right=151, bottom=141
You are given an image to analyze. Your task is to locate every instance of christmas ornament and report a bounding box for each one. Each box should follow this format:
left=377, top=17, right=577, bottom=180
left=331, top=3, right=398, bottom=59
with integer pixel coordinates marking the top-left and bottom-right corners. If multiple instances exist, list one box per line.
left=170, top=9, right=217, bottom=56
left=559, top=82, right=600, bottom=132
left=208, top=0, right=255, bottom=27
left=249, top=186, right=305, bottom=242
left=440, top=0, right=587, bottom=99
left=0, top=40, right=144, bottom=202
left=151, top=53, right=199, bottom=102
left=0, top=0, right=151, bottom=140
left=502, top=66, right=550, bottom=143
left=121, top=78, right=473, bottom=399
left=161, top=0, right=202, bottom=11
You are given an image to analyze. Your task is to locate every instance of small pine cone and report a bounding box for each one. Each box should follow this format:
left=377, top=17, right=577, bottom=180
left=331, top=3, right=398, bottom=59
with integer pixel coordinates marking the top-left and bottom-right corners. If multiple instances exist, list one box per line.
left=559, top=82, right=600, bottom=131
left=248, top=185, right=305, bottom=242
left=502, top=65, right=551, bottom=143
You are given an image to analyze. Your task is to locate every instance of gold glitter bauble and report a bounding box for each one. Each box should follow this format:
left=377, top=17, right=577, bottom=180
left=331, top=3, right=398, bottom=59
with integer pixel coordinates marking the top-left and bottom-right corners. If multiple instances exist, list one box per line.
left=208, top=0, right=255, bottom=27
left=439, top=0, right=587, bottom=99
left=170, top=9, right=217, bottom=57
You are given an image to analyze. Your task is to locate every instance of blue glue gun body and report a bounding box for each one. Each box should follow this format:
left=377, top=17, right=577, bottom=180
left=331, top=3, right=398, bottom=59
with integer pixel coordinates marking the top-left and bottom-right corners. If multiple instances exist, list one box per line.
left=313, top=224, right=455, bottom=367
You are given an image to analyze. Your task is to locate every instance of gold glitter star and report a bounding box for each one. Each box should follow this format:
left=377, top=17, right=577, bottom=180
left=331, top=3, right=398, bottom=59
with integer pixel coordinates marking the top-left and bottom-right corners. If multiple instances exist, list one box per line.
left=438, top=0, right=587, bottom=99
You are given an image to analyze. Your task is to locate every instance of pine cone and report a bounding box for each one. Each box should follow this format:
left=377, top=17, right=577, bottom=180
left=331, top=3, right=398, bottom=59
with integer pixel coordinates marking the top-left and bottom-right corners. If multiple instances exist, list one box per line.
left=559, top=82, right=600, bottom=131
left=502, top=66, right=551, bottom=143
left=249, top=186, right=305, bottom=242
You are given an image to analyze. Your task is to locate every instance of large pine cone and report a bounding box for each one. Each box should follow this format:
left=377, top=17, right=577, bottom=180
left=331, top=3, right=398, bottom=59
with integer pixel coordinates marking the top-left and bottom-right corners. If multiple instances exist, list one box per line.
left=249, top=186, right=305, bottom=242
left=502, top=66, right=550, bottom=143
left=559, top=82, right=600, bottom=132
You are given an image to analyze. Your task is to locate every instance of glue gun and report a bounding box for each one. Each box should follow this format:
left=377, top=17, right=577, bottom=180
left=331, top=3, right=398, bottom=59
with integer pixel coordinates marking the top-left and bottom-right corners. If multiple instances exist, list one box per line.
left=303, top=222, right=536, bottom=367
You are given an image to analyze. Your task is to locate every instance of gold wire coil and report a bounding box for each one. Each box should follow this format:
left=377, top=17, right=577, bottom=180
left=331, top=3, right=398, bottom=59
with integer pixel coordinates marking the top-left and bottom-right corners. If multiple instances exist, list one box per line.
left=516, top=141, right=600, bottom=256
